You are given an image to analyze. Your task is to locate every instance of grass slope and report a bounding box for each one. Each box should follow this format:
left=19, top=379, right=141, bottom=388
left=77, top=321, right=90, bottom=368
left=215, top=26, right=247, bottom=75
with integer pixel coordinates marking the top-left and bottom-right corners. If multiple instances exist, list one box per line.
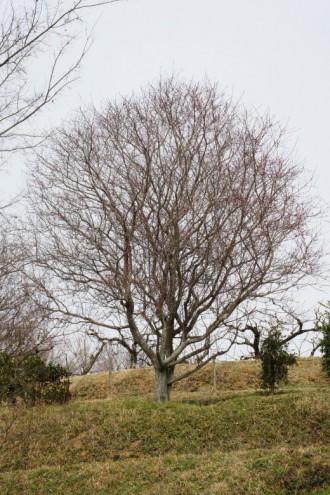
left=70, top=356, right=326, bottom=401
left=0, top=357, right=329, bottom=494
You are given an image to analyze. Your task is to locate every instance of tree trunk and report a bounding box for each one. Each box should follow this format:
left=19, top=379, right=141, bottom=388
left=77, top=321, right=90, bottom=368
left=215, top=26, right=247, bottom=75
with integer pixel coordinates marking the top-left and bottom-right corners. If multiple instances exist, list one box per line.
left=253, top=335, right=261, bottom=359
left=130, top=342, right=138, bottom=369
left=154, top=367, right=174, bottom=402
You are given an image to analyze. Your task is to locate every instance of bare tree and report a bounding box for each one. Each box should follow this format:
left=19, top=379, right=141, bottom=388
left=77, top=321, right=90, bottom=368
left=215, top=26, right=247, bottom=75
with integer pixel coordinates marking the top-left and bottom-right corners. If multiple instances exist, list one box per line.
left=0, top=0, right=120, bottom=361
left=48, top=333, right=106, bottom=375
left=49, top=332, right=145, bottom=373
left=0, top=285, right=56, bottom=359
left=303, top=303, right=330, bottom=357
left=89, top=339, right=142, bottom=372
left=88, top=327, right=152, bottom=369
left=0, top=0, right=119, bottom=157
left=91, top=340, right=131, bottom=372
left=0, top=224, right=59, bottom=358
left=231, top=301, right=322, bottom=359
left=28, top=78, right=322, bottom=401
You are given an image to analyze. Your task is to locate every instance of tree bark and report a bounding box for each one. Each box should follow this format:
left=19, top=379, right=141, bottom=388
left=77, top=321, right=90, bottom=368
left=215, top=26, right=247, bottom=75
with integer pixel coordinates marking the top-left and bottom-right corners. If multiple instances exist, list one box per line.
left=154, top=367, right=174, bottom=402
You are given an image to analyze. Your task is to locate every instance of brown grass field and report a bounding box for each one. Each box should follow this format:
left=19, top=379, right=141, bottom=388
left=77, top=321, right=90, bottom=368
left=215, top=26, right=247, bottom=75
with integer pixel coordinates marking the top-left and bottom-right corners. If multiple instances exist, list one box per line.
left=0, top=357, right=329, bottom=495
left=70, top=355, right=328, bottom=401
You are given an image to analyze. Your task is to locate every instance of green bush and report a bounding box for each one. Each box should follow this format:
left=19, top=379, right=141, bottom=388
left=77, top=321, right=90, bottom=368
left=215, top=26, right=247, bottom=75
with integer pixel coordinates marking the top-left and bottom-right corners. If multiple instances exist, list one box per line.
left=0, top=352, right=70, bottom=406
left=320, top=318, right=330, bottom=379
left=260, top=329, right=296, bottom=394
left=0, top=352, right=21, bottom=404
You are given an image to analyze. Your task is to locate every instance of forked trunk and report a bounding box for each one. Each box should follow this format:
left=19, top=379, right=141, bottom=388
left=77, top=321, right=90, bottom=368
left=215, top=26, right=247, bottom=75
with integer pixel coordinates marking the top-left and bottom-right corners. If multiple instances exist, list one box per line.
left=154, top=367, right=174, bottom=402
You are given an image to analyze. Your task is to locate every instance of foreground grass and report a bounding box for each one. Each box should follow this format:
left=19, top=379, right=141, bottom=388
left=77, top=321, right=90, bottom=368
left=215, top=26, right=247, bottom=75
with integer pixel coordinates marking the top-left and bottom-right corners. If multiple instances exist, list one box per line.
left=1, top=388, right=330, bottom=471
left=0, top=358, right=329, bottom=494
left=1, top=446, right=330, bottom=495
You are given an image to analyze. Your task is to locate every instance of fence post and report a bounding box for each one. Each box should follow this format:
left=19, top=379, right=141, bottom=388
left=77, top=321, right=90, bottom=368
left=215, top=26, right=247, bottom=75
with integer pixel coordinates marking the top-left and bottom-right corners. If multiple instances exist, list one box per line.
left=212, top=358, right=217, bottom=390
left=108, top=356, right=113, bottom=395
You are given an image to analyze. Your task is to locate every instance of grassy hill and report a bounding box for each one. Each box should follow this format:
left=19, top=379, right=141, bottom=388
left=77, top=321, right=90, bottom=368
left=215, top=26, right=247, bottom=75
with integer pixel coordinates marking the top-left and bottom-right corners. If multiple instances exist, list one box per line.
left=0, top=357, right=329, bottom=494
left=70, top=356, right=327, bottom=401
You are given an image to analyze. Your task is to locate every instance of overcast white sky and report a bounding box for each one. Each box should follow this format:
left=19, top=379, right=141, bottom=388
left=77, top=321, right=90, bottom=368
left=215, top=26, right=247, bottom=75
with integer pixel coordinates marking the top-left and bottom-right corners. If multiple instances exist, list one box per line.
left=2, top=0, right=330, bottom=307
left=83, top=0, right=330, bottom=203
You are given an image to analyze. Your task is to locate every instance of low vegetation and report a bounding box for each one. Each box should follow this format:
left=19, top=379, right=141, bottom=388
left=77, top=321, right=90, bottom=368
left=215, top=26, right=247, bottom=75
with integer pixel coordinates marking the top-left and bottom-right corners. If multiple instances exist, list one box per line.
left=0, top=357, right=329, bottom=494
left=260, top=330, right=297, bottom=394
left=0, top=353, right=70, bottom=406
left=320, top=319, right=330, bottom=378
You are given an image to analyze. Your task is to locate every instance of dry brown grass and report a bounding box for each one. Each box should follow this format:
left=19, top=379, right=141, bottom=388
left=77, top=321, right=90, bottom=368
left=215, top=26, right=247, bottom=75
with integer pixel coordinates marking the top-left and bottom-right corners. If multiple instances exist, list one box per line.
left=1, top=357, right=329, bottom=495
left=1, top=446, right=330, bottom=495
left=70, top=357, right=326, bottom=401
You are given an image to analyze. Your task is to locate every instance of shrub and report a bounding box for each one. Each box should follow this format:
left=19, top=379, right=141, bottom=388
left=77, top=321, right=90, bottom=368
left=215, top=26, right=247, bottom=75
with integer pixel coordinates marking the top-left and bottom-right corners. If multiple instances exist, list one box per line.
left=0, top=352, right=70, bottom=406
left=320, top=318, right=330, bottom=379
left=260, top=329, right=297, bottom=394
left=0, top=352, right=21, bottom=404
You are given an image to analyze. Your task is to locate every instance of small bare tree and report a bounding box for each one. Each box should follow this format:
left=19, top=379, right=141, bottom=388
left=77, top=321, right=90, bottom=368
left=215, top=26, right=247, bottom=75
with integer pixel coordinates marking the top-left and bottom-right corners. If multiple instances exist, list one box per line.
left=29, top=78, right=322, bottom=401
left=88, top=327, right=152, bottom=369
left=231, top=301, right=322, bottom=359
left=49, top=333, right=145, bottom=373
left=49, top=333, right=106, bottom=375
left=0, top=226, right=58, bottom=358
left=0, top=286, right=56, bottom=359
